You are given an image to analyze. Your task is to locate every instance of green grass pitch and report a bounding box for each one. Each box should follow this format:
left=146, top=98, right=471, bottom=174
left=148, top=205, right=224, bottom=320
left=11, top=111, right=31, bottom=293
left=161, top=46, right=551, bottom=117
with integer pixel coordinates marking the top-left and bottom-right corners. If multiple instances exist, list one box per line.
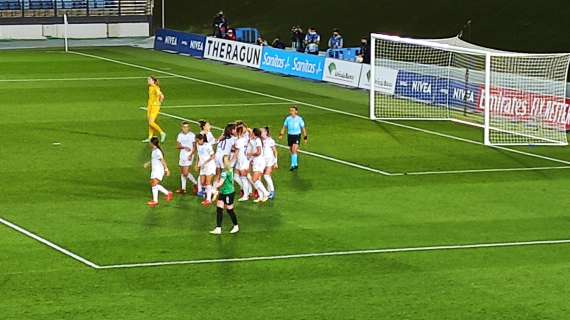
left=1, top=46, right=570, bottom=319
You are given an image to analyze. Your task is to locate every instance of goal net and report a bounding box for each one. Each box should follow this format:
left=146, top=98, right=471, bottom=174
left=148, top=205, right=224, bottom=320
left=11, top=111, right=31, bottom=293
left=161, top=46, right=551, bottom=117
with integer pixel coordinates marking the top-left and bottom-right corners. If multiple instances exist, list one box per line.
left=370, top=33, right=570, bottom=146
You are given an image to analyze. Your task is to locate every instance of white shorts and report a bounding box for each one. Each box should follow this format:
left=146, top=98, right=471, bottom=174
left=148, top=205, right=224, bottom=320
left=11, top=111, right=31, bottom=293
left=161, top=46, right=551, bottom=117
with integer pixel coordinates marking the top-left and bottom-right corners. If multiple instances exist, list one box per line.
left=151, top=169, right=164, bottom=181
left=215, top=153, right=228, bottom=168
left=179, top=151, right=193, bottom=167
left=200, top=161, right=216, bottom=176
left=252, top=157, right=266, bottom=173
left=236, top=156, right=250, bottom=171
left=264, top=157, right=276, bottom=168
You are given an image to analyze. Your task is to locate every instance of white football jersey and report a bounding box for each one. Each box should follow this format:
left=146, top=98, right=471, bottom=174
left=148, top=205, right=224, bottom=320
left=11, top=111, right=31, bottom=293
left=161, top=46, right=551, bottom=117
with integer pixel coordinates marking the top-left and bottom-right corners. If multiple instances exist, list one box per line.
left=151, top=148, right=164, bottom=171
left=249, top=137, right=263, bottom=159
left=216, top=136, right=236, bottom=156
left=235, top=136, right=248, bottom=159
left=177, top=132, right=195, bottom=151
left=201, top=131, right=216, bottom=146
left=197, top=143, right=214, bottom=166
left=263, top=137, right=276, bottom=160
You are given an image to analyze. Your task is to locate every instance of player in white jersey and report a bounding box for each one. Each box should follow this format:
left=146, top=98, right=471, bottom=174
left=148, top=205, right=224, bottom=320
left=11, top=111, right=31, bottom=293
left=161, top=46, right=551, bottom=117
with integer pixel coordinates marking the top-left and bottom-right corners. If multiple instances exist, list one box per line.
left=234, top=124, right=252, bottom=201
left=176, top=121, right=198, bottom=195
left=215, top=123, right=237, bottom=176
left=144, top=137, right=173, bottom=207
left=195, top=133, right=216, bottom=207
left=261, top=126, right=278, bottom=200
left=248, top=128, right=269, bottom=203
left=199, top=120, right=217, bottom=146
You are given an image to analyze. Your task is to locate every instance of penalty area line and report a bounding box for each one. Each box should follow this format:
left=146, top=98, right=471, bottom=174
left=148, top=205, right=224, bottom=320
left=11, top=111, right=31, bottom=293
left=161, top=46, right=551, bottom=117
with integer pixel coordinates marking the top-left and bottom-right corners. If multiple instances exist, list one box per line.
left=140, top=107, right=393, bottom=176
left=97, top=239, right=570, bottom=269
left=0, top=217, right=100, bottom=269
left=160, top=102, right=292, bottom=109
left=390, top=165, right=570, bottom=176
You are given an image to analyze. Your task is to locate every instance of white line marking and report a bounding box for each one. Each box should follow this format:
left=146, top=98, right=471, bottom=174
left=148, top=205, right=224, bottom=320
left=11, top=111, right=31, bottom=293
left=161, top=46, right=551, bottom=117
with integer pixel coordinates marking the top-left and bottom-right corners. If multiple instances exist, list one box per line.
left=97, top=239, right=570, bottom=269
left=161, top=102, right=291, bottom=109
left=391, top=166, right=570, bottom=176
left=0, top=217, right=100, bottom=269
left=0, top=75, right=176, bottom=82
left=70, top=50, right=570, bottom=166
left=141, top=107, right=393, bottom=176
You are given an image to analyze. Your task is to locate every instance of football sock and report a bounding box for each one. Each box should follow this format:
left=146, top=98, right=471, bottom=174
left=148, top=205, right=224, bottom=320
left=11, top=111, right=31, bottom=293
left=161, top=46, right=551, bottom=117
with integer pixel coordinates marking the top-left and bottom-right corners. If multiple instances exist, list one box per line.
left=187, top=174, right=197, bottom=185
left=206, top=185, right=212, bottom=201
left=234, top=172, right=243, bottom=188
left=152, top=186, right=159, bottom=202
left=180, top=175, right=187, bottom=190
left=246, top=173, right=254, bottom=187
left=240, top=176, right=250, bottom=196
left=216, top=207, right=224, bottom=227
left=197, top=178, right=202, bottom=193
left=263, top=175, right=275, bottom=192
left=254, top=180, right=269, bottom=198
left=157, top=185, right=169, bottom=195
left=291, top=154, right=298, bottom=167
left=227, top=208, right=238, bottom=225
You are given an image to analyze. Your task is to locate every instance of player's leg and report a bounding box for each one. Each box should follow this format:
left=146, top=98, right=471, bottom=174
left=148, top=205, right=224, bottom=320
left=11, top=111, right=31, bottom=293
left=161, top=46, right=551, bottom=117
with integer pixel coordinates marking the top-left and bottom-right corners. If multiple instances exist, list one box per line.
left=227, top=200, right=239, bottom=234
left=178, top=166, right=189, bottom=193
left=201, top=175, right=214, bottom=206
left=210, top=200, right=224, bottom=235
left=288, top=135, right=300, bottom=171
left=263, top=166, right=275, bottom=199
left=148, top=107, right=166, bottom=142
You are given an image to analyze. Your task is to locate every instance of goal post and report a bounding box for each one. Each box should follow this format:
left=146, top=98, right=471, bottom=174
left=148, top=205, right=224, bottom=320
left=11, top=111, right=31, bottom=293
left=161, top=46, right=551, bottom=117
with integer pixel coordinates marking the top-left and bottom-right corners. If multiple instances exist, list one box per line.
left=370, top=33, right=570, bottom=146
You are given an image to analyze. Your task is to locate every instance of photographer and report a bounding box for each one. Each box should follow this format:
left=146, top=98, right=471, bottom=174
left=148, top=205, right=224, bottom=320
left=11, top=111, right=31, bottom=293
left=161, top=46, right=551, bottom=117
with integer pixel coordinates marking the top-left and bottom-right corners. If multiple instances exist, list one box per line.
left=291, top=26, right=305, bottom=53
left=357, top=37, right=370, bottom=64
left=212, top=10, right=229, bottom=38
left=328, top=28, right=344, bottom=50
left=272, top=37, right=287, bottom=50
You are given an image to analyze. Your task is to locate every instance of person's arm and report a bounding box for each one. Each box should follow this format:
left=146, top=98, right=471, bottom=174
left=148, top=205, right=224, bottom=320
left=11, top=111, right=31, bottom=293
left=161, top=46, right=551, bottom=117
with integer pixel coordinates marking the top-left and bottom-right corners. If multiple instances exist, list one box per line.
left=272, top=146, right=278, bottom=168
left=279, top=117, right=288, bottom=140
left=176, top=141, right=184, bottom=150
left=160, top=158, right=170, bottom=176
left=339, top=37, right=344, bottom=49
left=302, top=127, right=308, bottom=144
left=248, top=145, right=262, bottom=158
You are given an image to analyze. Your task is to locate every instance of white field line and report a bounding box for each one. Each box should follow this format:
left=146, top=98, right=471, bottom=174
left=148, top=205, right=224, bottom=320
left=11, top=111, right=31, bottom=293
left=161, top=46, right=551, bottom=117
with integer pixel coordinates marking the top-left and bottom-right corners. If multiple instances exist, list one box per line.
left=3, top=215, right=570, bottom=270
left=0, top=217, right=100, bottom=269
left=0, top=75, right=176, bottom=82
left=391, top=166, right=570, bottom=176
left=140, top=107, right=393, bottom=176
left=70, top=50, right=570, bottom=167
left=97, top=239, right=570, bottom=269
left=161, top=102, right=291, bottom=109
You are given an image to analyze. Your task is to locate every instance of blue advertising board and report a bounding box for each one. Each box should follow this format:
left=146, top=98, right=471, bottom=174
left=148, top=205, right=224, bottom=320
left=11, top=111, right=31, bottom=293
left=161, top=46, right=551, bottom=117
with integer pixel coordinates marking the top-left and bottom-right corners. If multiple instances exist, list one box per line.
left=394, top=70, right=482, bottom=112
left=154, top=29, right=206, bottom=58
left=260, top=47, right=325, bottom=81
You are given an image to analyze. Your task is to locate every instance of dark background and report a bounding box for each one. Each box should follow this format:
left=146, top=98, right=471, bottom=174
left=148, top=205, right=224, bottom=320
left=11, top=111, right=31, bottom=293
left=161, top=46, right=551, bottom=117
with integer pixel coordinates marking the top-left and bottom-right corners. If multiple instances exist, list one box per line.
left=153, top=0, right=570, bottom=53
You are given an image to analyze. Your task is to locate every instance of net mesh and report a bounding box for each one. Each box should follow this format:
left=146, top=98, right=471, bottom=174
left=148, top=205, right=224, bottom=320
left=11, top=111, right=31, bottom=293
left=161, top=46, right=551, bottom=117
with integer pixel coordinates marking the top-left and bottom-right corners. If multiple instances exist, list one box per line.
left=371, top=34, right=570, bottom=146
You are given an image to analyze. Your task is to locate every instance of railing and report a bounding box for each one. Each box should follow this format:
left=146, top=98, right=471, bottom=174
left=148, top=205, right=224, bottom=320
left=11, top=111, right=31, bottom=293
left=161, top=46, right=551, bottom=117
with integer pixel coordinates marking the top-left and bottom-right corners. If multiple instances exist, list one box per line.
left=0, top=0, right=152, bottom=18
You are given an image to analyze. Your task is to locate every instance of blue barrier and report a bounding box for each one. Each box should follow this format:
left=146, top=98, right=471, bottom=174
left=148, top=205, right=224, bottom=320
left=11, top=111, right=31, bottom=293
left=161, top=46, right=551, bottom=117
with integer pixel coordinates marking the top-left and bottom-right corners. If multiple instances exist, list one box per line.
left=154, top=29, right=206, bottom=58
left=327, top=47, right=361, bottom=62
left=235, top=28, right=259, bottom=44
left=260, top=47, right=325, bottom=81
left=394, top=70, right=482, bottom=111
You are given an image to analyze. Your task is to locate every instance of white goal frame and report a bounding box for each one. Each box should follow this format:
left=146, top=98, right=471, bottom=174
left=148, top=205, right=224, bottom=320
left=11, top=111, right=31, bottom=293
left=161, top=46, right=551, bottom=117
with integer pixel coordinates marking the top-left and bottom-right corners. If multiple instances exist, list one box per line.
left=370, top=33, right=570, bottom=146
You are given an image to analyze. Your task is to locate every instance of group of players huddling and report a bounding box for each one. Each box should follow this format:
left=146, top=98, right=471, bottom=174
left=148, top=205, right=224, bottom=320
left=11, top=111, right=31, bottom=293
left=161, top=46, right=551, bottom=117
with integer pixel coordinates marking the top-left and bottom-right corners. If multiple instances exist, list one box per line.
left=142, top=76, right=307, bottom=234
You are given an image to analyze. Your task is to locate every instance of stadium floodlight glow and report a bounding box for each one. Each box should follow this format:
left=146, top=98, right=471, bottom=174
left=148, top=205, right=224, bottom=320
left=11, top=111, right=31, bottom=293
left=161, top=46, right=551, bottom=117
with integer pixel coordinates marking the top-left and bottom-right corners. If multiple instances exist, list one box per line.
left=370, top=33, right=570, bottom=146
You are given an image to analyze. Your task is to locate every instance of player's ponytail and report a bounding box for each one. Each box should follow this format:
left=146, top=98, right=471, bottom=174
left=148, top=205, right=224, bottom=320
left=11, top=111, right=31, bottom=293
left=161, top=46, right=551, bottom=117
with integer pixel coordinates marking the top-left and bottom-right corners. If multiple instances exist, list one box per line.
left=150, top=136, right=163, bottom=154
left=150, top=75, right=159, bottom=86
left=252, top=128, right=261, bottom=138
left=264, top=126, right=271, bottom=137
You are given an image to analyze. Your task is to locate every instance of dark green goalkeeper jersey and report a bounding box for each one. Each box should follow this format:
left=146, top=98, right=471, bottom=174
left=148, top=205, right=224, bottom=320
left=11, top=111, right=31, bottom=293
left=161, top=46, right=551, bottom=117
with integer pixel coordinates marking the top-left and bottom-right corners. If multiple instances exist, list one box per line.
left=220, top=170, right=235, bottom=194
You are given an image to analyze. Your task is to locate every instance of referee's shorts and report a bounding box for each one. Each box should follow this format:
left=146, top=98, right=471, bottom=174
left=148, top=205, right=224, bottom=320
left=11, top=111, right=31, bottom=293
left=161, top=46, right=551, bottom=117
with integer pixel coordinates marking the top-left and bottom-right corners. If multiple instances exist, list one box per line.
left=287, top=134, right=301, bottom=147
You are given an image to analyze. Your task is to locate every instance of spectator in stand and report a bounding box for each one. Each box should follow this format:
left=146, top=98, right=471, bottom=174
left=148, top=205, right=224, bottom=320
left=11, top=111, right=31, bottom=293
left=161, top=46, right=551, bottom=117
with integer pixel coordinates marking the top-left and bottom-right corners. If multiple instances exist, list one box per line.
left=271, top=37, right=286, bottom=50
left=212, top=10, right=229, bottom=38
left=328, top=28, right=344, bottom=50
left=291, top=26, right=305, bottom=53
left=226, top=28, right=237, bottom=41
left=357, top=37, right=371, bottom=64
left=304, top=27, right=320, bottom=55
left=256, top=36, right=269, bottom=46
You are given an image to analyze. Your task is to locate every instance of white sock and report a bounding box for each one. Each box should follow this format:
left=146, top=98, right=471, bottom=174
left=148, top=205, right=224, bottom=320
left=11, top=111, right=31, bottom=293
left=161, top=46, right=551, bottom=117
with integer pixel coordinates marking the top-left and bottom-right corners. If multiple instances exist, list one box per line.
left=180, top=175, right=187, bottom=190
left=234, top=172, right=243, bottom=188
left=254, top=180, right=269, bottom=198
left=198, top=178, right=202, bottom=193
left=187, top=173, right=197, bottom=185
left=240, top=176, right=250, bottom=197
left=264, top=175, right=274, bottom=192
left=152, top=186, right=159, bottom=202
left=157, top=184, right=169, bottom=195
left=247, top=173, right=254, bottom=188
left=206, top=185, right=212, bottom=201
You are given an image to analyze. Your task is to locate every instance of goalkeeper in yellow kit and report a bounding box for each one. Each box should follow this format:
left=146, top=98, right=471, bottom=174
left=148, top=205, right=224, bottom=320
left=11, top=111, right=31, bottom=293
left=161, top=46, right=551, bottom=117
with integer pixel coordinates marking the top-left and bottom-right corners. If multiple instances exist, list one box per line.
left=143, top=76, right=167, bottom=143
